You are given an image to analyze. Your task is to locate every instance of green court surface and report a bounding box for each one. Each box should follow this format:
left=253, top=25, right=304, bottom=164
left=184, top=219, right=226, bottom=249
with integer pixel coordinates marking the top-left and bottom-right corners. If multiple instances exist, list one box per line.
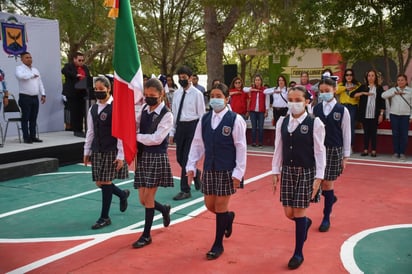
left=0, top=164, right=204, bottom=238
left=354, top=227, right=412, bottom=273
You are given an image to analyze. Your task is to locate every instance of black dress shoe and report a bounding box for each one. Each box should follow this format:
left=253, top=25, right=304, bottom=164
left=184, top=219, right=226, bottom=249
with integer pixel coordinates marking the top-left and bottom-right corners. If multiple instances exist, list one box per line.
left=206, top=247, right=224, bottom=260
left=288, top=255, right=304, bottom=269
left=23, top=139, right=33, bottom=144
left=120, top=189, right=130, bottom=212
left=91, top=218, right=111, bottom=229
left=31, top=137, right=43, bottom=142
left=361, top=151, right=368, bottom=156
left=132, top=236, right=152, bottom=248
left=225, top=211, right=235, bottom=238
left=163, top=204, right=171, bottom=227
left=304, top=217, right=312, bottom=241
left=194, top=169, right=202, bottom=190
left=319, top=220, right=330, bottom=232
left=173, top=192, right=191, bottom=200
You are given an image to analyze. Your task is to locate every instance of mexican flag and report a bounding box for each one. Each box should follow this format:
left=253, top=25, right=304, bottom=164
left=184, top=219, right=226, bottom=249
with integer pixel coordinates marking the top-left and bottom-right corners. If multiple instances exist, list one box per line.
left=110, top=0, right=143, bottom=164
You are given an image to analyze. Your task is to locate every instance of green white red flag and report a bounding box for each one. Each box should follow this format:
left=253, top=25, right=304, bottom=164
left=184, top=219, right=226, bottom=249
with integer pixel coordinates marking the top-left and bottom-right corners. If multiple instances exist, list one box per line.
left=110, top=0, right=143, bottom=164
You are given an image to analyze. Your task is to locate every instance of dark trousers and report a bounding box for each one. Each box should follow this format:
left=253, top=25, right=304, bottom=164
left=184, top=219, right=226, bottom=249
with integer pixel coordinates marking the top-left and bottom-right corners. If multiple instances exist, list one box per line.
left=249, top=111, right=265, bottom=145
left=68, top=92, right=86, bottom=132
left=390, top=114, right=410, bottom=155
left=175, top=120, right=198, bottom=193
left=362, top=118, right=378, bottom=151
left=272, top=107, right=288, bottom=125
left=18, top=94, right=39, bottom=140
left=343, top=104, right=358, bottom=146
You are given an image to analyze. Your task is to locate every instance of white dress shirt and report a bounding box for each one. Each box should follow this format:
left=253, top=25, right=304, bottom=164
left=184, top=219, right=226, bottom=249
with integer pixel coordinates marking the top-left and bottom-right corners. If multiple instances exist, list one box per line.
left=84, top=96, right=124, bottom=160
left=170, top=84, right=205, bottom=136
left=264, top=86, right=288, bottom=109
left=186, top=108, right=247, bottom=181
left=272, top=112, right=326, bottom=179
left=322, top=98, right=352, bottom=157
left=136, top=101, right=174, bottom=146
left=15, top=64, right=45, bottom=96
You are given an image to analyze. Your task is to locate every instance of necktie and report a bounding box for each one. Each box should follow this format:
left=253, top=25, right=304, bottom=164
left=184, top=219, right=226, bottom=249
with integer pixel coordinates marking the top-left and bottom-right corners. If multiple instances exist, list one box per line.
left=176, top=91, right=186, bottom=123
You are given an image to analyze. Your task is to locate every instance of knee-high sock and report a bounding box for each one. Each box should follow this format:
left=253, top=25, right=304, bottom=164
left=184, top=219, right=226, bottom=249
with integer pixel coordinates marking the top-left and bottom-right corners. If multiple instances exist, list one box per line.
left=100, top=185, right=113, bottom=219
left=154, top=201, right=165, bottom=215
left=293, top=217, right=306, bottom=258
left=212, top=212, right=229, bottom=250
left=322, top=190, right=334, bottom=223
left=142, top=208, right=155, bottom=238
left=111, top=183, right=125, bottom=199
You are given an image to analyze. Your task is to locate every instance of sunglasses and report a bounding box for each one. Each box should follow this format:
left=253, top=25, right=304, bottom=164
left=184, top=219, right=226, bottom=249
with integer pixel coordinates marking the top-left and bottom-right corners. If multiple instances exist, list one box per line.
left=345, top=74, right=353, bottom=76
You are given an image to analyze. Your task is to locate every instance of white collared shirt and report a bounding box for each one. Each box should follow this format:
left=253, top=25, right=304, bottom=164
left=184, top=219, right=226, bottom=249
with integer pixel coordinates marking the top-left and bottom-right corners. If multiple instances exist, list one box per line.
left=15, top=64, right=45, bottom=96
left=272, top=112, right=326, bottom=179
left=136, top=101, right=173, bottom=146
left=186, top=108, right=247, bottom=181
left=84, top=96, right=124, bottom=159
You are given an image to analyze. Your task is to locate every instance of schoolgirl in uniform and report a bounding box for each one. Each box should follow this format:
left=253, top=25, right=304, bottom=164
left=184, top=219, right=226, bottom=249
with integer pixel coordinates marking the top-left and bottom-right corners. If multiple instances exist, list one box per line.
left=313, top=78, right=351, bottom=232
left=272, top=85, right=326, bottom=269
left=83, top=76, right=130, bottom=229
left=186, top=83, right=247, bottom=260
left=132, top=78, right=174, bottom=248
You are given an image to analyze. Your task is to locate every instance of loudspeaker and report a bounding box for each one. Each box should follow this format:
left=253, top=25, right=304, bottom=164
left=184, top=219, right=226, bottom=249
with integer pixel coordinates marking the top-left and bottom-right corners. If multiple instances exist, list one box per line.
left=224, top=64, right=238, bottom=86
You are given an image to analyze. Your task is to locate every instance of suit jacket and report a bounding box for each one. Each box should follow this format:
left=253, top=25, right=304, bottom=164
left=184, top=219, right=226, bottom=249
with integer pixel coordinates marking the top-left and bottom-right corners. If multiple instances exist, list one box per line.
left=352, top=84, right=385, bottom=119
left=61, top=62, right=91, bottom=98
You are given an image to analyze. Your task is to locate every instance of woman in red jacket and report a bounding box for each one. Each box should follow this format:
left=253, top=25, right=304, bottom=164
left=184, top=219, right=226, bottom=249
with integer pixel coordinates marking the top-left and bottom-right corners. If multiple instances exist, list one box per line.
left=244, top=74, right=268, bottom=147
left=229, top=76, right=249, bottom=119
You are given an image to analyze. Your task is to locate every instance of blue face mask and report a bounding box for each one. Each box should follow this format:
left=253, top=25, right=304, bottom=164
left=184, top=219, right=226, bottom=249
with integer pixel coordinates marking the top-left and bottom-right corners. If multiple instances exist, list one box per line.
left=209, top=98, right=226, bottom=112
left=319, top=92, right=334, bottom=102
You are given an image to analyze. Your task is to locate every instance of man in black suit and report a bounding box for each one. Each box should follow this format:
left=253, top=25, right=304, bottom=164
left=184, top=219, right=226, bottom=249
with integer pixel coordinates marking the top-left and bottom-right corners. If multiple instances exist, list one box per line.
left=61, top=52, right=91, bottom=137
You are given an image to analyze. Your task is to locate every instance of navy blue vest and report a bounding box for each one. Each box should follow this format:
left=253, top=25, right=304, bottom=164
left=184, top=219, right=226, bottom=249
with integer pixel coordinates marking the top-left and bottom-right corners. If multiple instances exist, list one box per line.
left=139, top=105, right=169, bottom=154
left=281, top=115, right=315, bottom=168
left=202, top=111, right=237, bottom=171
left=91, top=103, right=117, bottom=153
left=313, top=103, right=344, bottom=147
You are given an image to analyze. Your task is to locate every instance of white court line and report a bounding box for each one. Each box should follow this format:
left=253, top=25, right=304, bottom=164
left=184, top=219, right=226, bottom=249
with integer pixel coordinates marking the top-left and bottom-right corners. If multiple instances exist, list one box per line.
left=340, top=224, right=412, bottom=274
left=5, top=172, right=270, bottom=274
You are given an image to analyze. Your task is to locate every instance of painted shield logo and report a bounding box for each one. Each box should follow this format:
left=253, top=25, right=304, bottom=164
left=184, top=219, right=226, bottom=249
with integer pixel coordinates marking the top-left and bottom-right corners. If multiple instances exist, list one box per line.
left=222, top=126, right=232, bottom=136
left=300, top=124, right=309, bottom=134
left=333, top=112, right=341, bottom=121
left=100, top=111, right=108, bottom=121
left=1, top=17, right=27, bottom=57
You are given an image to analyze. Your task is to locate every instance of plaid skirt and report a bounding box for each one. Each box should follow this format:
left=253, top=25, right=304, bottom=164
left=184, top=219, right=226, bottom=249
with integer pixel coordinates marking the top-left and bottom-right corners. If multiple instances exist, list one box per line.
left=134, top=152, right=174, bottom=188
left=202, top=170, right=236, bottom=196
left=280, top=166, right=315, bottom=208
left=91, top=151, right=129, bottom=182
left=324, top=146, right=343, bottom=181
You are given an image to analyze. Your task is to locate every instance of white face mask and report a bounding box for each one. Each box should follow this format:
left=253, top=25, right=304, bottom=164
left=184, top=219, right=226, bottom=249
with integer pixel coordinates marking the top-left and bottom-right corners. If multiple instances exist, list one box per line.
left=287, top=102, right=306, bottom=115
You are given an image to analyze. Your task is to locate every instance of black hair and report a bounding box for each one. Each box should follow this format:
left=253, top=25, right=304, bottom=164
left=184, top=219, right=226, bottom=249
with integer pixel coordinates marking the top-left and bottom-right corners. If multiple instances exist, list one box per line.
left=211, top=82, right=229, bottom=98
left=342, top=68, right=360, bottom=85
left=318, top=77, right=337, bottom=88
left=176, top=66, right=193, bottom=77
left=288, top=85, right=311, bottom=99
left=94, top=76, right=111, bottom=90
left=20, top=51, right=30, bottom=57
left=144, top=78, right=163, bottom=92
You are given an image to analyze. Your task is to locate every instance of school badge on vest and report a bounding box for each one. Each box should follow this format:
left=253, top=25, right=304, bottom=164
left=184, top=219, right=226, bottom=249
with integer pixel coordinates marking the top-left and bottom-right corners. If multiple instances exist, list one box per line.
left=0, top=16, right=27, bottom=58
left=222, top=126, right=232, bottom=136
left=300, top=124, right=309, bottom=134
left=100, top=112, right=108, bottom=121
left=333, top=112, right=341, bottom=121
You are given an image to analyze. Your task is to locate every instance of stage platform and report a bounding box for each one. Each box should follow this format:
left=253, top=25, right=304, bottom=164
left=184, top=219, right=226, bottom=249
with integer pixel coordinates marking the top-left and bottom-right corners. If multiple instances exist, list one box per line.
left=0, top=131, right=84, bottom=166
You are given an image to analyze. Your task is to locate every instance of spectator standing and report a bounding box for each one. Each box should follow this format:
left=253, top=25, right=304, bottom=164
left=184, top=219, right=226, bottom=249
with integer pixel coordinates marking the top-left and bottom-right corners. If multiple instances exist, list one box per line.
left=264, top=75, right=289, bottom=126
left=229, top=76, right=249, bottom=119
left=351, top=69, right=385, bottom=157
left=61, top=52, right=91, bottom=137
left=169, top=66, right=205, bottom=200
left=15, top=52, right=46, bottom=144
left=165, top=74, right=178, bottom=108
left=336, top=68, right=361, bottom=148
left=382, top=74, right=412, bottom=161
left=244, top=74, right=268, bottom=147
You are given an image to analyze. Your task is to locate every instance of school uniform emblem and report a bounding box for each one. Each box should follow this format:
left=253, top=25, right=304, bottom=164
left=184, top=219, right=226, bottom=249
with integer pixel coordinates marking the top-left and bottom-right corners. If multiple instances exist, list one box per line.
left=222, top=126, right=232, bottom=136
left=100, top=112, right=108, bottom=121
left=300, top=125, right=309, bottom=134
left=0, top=16, right=27, bottom=58
left=333, top=112, right=341, bottom=121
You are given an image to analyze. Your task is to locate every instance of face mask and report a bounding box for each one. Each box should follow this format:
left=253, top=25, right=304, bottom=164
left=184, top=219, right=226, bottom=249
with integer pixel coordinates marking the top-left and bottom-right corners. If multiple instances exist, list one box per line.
left=209, top=98, right=226, bottom=112
left=318, top=92, right=334, bottom=102
left=179, top=79, right=189, bottom=88
left=288, top=102, right=305, bottom=115
left=95, top=91, right=108, bottom=100
left=145, top=97, right=159, bottom=106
